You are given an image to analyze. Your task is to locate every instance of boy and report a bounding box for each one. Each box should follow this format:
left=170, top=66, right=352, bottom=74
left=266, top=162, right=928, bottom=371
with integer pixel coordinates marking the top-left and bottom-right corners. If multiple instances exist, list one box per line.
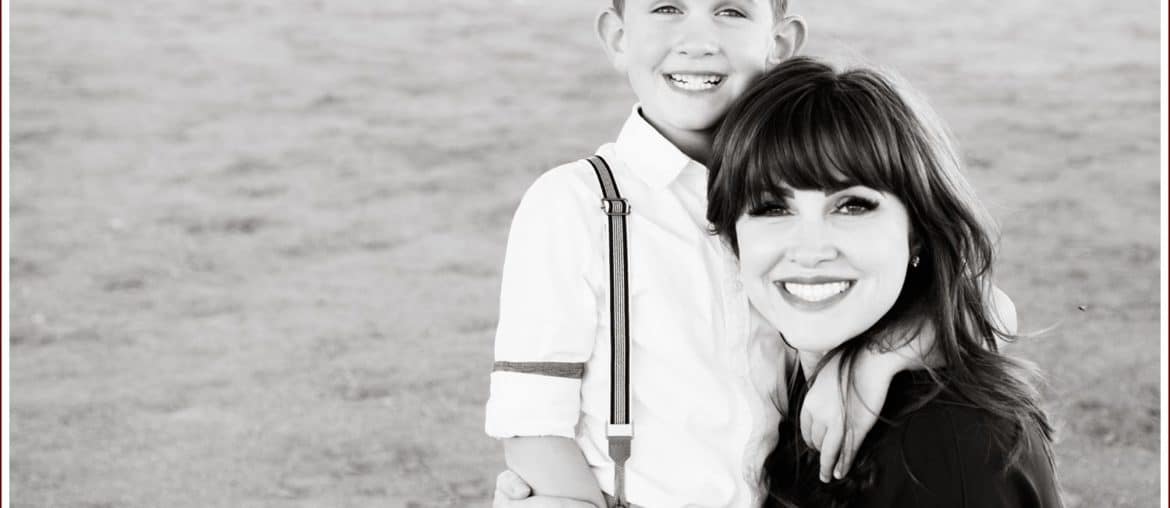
left=486, top=1, right=1016, bottom=506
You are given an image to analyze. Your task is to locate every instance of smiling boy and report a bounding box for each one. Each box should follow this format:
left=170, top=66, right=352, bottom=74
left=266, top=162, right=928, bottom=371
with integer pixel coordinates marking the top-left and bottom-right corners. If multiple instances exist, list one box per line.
left=484, top=1, right=1009, bottom=507
left=605, top=0, right=793, bottom=165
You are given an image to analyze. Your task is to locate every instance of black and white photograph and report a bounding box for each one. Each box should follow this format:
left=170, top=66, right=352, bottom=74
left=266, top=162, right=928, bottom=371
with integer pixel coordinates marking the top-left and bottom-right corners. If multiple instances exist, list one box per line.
left=4, top=0, right=1165, bottom=507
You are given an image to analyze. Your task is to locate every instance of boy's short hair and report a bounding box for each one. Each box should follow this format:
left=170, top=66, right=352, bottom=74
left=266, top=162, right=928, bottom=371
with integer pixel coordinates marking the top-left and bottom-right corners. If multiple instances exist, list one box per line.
left=611, top=0, right=788, bottom=17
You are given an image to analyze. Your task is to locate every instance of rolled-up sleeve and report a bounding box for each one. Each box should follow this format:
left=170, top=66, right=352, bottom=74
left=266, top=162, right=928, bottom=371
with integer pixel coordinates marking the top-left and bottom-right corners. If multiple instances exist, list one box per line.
left=485, top=168, right=600, bottom=439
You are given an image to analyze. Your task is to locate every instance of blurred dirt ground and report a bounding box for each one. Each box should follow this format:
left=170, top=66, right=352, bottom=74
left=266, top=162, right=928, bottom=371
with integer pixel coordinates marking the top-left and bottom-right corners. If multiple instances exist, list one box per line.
left=8, top=0, right=1162, bottom=506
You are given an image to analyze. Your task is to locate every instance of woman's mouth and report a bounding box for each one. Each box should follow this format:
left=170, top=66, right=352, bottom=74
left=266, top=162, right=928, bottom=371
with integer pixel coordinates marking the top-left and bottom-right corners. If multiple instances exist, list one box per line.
left=665, top=73, right=725, bottom=92
left=774, top=279, right=855, bottom=310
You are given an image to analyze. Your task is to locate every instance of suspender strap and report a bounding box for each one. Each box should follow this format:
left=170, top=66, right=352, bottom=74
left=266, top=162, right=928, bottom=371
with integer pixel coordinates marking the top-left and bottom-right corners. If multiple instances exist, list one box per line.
left=585, top=155, right=633, bottom=508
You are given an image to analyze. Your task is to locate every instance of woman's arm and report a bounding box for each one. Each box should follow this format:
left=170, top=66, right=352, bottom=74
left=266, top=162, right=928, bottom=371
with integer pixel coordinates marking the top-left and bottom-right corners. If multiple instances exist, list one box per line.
left=879, top=405, right=1062, bottom=508
left=501, top=437, right=607, bottom=508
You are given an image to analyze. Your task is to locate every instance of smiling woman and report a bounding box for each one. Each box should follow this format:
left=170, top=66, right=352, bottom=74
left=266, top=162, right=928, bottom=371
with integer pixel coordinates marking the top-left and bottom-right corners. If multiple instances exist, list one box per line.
left=707, top=57, right=1064, bottom=507
left=736, top=186, right=912, bottom=354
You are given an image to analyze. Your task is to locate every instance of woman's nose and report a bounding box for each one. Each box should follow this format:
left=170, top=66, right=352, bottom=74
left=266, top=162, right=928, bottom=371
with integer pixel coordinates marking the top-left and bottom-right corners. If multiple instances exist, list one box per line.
left=786, top=222, right=838, bottom=267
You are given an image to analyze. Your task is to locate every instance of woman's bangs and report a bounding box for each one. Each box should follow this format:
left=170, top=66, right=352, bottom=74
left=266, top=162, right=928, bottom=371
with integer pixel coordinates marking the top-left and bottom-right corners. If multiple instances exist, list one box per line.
left=744, top=85, right=911, bottom=207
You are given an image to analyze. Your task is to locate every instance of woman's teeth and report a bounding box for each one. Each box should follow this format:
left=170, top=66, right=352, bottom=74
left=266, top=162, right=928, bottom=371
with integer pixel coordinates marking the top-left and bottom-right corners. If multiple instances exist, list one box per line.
left=667, top=73, right=724, bottom=91
left=782, top=281, right=852, bottom=302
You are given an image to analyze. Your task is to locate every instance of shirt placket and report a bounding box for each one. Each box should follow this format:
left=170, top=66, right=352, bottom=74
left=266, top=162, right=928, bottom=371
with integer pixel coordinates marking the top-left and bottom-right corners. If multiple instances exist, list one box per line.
left=722, top=245, right=760, bottom=507
left=695, top=179, right=756, bottom=507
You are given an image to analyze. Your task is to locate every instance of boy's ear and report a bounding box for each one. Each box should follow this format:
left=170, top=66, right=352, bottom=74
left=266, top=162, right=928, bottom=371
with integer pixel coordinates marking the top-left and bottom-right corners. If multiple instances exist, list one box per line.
left=768, top=14, right=808, bottom=65
left=596, top=8, right=628, bottom=72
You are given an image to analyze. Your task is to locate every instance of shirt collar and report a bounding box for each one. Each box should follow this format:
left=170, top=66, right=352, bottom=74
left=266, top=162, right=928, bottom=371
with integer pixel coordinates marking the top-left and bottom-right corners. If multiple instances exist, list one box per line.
left=613, top=105, right=700, bottom=189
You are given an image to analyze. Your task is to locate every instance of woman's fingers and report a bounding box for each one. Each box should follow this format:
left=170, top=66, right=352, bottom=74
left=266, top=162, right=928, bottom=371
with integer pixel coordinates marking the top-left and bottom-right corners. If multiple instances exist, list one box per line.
left=497, top=496, right=598, bottom=508
left=516, top=498, right=599, bottom=508
left=492, top=470, right=600, bottom=508
left=494, top=470, right=533, bottom=505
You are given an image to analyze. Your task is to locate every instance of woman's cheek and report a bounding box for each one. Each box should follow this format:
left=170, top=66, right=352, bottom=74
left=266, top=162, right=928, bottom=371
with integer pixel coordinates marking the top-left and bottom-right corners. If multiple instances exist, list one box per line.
left=737, top=222, right=788, bottom=277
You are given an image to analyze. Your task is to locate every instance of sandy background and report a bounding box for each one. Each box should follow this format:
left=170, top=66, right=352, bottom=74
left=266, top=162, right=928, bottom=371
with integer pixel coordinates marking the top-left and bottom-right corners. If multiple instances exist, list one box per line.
left=7, top=0, right=1162, bottom=506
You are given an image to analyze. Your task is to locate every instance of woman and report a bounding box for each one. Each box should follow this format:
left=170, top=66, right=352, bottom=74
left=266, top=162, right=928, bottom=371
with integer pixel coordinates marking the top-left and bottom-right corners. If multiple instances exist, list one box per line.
left=706, top=56, right=1062, bottom=507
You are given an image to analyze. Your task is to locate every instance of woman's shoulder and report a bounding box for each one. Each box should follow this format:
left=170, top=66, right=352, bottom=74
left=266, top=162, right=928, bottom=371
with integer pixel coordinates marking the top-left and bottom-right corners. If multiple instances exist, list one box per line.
left=859, top=372, right=1062, bottom=507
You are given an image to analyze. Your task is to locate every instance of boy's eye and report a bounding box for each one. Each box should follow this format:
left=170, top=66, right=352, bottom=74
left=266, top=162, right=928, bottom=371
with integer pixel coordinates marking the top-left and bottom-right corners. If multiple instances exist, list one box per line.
left=651, top=5, right=683, bottom=14
left=747, top=201, right=792, bottom=217
left=715, top=8, right=747, bottom=18
left=833, top=196, right=879, bottom=216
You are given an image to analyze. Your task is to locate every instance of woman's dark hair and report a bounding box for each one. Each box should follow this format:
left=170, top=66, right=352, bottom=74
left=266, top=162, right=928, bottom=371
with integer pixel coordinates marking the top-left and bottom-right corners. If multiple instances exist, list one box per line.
left=706, top=57, right=1053, bottom=507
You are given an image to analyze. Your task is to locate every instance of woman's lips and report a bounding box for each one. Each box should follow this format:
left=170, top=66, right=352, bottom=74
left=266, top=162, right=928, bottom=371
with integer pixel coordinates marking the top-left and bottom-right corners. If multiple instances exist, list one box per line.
left=773, top=278, right=855, bottom=311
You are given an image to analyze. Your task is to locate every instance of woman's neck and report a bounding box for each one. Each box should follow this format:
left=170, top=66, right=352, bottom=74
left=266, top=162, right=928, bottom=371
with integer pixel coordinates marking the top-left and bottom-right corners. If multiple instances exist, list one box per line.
left=798, top=351, right=825, bottom=378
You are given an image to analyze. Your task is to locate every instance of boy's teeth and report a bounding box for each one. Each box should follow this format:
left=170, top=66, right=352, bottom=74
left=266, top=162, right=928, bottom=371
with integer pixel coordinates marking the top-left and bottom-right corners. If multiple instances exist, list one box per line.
left=668, top=73, right=723, bottom=90
left=782, top=281, right=852, bottom=302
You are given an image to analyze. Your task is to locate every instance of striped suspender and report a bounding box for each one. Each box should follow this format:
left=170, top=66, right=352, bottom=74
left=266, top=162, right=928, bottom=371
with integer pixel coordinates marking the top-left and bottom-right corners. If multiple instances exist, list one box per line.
left=585, top=155, right=633, bottom=508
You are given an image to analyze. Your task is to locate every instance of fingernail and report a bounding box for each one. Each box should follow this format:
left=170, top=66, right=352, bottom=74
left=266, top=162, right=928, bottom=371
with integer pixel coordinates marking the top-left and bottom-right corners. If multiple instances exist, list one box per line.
left=833, top=468, right=843, bottom=479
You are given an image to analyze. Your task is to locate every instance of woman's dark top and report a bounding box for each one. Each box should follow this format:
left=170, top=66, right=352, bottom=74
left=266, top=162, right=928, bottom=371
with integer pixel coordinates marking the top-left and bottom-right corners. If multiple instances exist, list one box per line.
left=765, top=369, right=1063, bottom=508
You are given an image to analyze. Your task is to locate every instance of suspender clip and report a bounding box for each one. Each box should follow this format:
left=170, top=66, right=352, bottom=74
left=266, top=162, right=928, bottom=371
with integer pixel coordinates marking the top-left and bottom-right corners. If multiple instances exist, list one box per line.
left=607, top=423, right=634, bottom=508
left=601, top=198, right=631, bottom=216
left=606, top=423, right=634, bottom=438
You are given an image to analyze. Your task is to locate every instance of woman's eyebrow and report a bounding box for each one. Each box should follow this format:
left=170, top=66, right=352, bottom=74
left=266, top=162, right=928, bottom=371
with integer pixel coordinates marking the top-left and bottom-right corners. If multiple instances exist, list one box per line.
left=822, top=180, right=863, bottom=195
left=826, top=184, right=881, bottom=198
left=755, top=186, right=793, bottom=201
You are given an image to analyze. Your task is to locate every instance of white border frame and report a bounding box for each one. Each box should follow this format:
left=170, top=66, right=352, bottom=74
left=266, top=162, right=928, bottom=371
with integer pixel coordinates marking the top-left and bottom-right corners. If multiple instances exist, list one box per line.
left=1160, top=0, right=1168, bottom=504
left=3, top=0, right=13, bottom=503
left=0, top=3, right=1164, bottom=507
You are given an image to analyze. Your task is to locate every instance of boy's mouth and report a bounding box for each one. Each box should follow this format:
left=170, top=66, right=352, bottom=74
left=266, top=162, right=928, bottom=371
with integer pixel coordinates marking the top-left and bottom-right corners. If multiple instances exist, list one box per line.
left=665, top=73, right=726, bottom=92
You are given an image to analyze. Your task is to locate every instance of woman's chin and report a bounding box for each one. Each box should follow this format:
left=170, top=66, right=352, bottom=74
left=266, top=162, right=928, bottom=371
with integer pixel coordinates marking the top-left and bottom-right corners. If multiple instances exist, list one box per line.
left=781, top=334, right=845, bottom=355
left=778, top=312, right=882, bottom=355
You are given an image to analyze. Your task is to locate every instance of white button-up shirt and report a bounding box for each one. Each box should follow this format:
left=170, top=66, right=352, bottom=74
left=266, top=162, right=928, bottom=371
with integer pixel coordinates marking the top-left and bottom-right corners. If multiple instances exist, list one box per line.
left=486, top=108, right=787, bottom=508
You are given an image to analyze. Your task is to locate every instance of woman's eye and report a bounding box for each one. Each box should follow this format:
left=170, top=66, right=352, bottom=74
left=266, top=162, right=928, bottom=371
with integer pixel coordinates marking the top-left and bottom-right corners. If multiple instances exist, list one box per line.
left=651, top=5, right=683, bottom=14
left=748, top=202, right=792, bottom=217
left=715, top=8, right=747, bottom=18
left=834, top=197, right=879, bottom=215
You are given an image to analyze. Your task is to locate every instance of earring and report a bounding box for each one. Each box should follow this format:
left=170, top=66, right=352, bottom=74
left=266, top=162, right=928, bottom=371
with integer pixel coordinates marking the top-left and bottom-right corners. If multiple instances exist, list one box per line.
left=910, top=255, right=920, bottom=268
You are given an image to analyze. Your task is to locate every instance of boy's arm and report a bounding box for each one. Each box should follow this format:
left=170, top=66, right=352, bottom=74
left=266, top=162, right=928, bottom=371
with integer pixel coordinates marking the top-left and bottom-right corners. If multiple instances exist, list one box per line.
left=801, top=284, right=1018, bottom=481
left=485, top=168, right=604, bottom=502
left=500, top=438, right=607, bottom=508
left=988, top=284, right=1018, bottom=336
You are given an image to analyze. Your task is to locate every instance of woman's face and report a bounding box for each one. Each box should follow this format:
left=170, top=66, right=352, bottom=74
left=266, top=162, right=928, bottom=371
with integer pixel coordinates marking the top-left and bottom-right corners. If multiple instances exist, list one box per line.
left=735, top=185, right=912, bottom=353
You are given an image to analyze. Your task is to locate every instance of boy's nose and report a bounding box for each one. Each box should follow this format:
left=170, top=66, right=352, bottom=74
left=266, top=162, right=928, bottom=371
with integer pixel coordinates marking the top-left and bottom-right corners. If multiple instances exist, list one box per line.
left=674, top=16, right=720, bottom=57
left=676, top=38, right=719, bottom=57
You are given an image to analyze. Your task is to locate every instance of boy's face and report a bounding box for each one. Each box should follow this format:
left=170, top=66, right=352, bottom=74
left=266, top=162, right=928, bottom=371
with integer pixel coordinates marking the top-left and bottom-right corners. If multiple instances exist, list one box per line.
left=605, top=0, right=782, bottom=134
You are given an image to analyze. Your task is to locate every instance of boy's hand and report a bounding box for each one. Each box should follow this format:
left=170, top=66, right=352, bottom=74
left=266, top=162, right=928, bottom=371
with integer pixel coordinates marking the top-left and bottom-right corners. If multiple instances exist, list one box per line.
left=802, top=317, right=936, bottom=482
left=800, top=353, right=894, bottom=483
left=493, top=470, right=599, bottom=508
